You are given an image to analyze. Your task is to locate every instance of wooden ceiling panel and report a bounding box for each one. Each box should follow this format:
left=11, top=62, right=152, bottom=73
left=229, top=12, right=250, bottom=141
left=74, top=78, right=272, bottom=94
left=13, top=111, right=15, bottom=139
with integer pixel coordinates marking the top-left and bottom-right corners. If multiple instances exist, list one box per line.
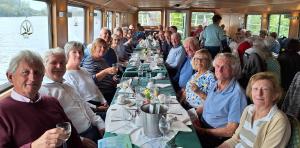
left=83, top=0, right=300, bottom=12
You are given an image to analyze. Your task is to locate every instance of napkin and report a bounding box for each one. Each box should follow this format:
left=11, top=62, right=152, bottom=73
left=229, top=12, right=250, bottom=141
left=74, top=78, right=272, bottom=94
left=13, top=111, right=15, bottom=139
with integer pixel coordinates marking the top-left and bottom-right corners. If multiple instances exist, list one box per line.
left=117, top=79, right=132, bottom=88
left=150, top=65, right=161, bottom=70
left=171, top=121, right=192, bottom=132
left=118, top=87, right=134, bottom=94
left=155, top=83, right=171, bottom=88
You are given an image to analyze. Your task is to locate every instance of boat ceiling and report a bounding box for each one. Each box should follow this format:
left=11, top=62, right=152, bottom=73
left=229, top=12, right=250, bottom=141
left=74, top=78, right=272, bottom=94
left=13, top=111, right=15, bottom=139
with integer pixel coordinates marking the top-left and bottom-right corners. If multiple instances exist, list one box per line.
left=84, top=0, right=300, bottom=13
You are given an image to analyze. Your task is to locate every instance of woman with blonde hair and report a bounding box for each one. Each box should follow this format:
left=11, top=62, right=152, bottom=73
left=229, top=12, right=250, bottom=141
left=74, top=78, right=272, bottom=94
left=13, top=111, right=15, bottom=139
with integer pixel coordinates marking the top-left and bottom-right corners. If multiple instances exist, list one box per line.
left=184, top=49, right=216, bottom=112
left=219, top=72, right=291, bottom=148
left=81, top=38, right=118, bottom=104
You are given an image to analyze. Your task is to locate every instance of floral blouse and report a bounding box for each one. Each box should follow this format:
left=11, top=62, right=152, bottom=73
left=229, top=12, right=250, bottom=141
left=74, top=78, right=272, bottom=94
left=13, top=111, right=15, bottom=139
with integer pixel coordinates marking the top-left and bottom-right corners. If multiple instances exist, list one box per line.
left=185, top=70, right=216, bottom=108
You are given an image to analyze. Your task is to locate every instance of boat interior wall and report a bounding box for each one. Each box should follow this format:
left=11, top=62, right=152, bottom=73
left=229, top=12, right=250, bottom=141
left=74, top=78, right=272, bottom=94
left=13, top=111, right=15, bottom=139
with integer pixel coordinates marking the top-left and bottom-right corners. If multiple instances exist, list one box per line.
left=52, top=0, right=68, bottom=47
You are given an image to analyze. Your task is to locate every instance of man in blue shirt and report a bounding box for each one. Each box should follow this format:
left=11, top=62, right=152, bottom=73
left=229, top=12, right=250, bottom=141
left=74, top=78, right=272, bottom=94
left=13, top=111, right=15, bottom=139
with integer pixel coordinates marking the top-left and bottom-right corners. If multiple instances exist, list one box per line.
left=194, top=53, right=247, bottom=148
left=165, top=32, right=186, bottom=78
left=173, top=37, right=199, bottom=91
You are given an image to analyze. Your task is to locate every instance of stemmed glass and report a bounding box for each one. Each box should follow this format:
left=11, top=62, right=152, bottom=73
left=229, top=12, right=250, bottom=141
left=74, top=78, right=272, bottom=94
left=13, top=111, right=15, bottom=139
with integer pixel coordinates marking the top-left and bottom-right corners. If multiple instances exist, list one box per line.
left=159, top=115, right=171, bottom=148
left=112, top=63, right=120, bottom=82
left=56, top=122, right=71, bottom=148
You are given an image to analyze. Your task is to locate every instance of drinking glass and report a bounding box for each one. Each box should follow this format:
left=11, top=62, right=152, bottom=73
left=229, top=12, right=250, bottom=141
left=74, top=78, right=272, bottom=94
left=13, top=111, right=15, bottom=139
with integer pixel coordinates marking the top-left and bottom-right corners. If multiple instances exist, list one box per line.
left=146, top=73, right=152, bottom=81
left=159, top=116, right=171, bottom=148
left=112, top=63, right=120, bottom=82
left=56, top=122, right=71, bottom=148
left=138, top=66, right=143, bottom=78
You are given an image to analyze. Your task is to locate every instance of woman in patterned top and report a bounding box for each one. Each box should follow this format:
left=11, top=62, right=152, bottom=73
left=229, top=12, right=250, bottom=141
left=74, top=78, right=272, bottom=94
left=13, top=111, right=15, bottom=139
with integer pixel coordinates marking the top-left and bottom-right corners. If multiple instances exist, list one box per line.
left=185, top=49, right=216, bottom=113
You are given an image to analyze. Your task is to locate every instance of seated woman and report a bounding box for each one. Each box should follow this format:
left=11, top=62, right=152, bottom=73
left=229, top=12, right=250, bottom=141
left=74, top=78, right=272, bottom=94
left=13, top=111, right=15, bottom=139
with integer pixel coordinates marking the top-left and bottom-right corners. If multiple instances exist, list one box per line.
left=184, top=49, right=216, bottom=112
left=81, top=38, right=118, bottom=104
left=219, top=72, right=291, bottom=148
left=64, top=41, right=109, bottom=118
left=194, top=53, right=247, bottom=148
left=112, top=34, right=130, bottom=62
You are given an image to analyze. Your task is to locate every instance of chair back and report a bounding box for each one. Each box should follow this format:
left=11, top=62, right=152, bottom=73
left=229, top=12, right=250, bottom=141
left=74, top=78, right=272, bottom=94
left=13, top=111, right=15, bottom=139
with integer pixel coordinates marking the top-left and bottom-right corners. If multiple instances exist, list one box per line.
left=287, top=114, right=300, bottom=148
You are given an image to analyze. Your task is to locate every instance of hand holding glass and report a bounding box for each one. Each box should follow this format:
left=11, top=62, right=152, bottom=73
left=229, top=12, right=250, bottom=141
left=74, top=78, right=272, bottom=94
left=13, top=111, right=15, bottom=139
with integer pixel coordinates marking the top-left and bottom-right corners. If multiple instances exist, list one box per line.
left=56, top=122, right=71, bottom=148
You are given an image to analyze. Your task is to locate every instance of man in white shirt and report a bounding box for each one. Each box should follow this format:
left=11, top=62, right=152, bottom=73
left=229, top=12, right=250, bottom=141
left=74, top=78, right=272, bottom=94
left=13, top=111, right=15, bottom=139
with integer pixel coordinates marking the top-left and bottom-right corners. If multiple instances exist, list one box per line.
left=39, top=47, right=104, bottom=146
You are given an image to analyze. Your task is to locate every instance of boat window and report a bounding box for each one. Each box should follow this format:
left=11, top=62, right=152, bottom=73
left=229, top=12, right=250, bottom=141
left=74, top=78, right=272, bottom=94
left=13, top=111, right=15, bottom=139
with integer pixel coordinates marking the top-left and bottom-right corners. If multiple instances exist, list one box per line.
left=116, top=12, right=121, bottom=27
left=68, top=5, right=84, bottom=43
left=93, top=9, right=102, bottom=40
left=169, top=12, right=187, bottom=39
left=269, top=14, right=290, bottom=37
left=246, top=14, right=262, bottom=35
left=0, top=0, right=50, bottom=88
left=191, top=12, right=214, bottom=27
left=106, top=11, right=113, bottom=31
left=138, top=11, right=161, bottom=26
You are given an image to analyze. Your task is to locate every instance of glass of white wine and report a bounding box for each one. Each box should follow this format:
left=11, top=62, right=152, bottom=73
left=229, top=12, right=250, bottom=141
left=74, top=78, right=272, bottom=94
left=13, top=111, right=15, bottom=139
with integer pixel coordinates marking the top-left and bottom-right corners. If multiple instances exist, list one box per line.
left=56, top=122, right=71, bottom=148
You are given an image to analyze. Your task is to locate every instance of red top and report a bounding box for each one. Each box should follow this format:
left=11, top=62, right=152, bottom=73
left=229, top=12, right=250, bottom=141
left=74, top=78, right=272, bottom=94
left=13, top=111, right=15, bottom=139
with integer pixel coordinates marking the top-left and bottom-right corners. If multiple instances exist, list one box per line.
left=0, top=96, right=84, bottom=148
left=237, top=41, right=252, bottom=65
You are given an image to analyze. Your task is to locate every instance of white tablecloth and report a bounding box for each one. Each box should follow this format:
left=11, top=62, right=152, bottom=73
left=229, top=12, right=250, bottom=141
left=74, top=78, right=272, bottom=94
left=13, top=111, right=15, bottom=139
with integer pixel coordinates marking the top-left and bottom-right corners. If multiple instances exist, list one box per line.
left=105, top=97, right=192, bottom=147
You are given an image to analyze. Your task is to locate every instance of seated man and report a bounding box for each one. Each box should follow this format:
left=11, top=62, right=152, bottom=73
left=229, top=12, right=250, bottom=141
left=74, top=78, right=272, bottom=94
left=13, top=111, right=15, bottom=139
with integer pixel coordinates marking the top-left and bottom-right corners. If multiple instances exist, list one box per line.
left=40, top=47, right=105, bottom=145
left=165, top=32, right=186, bottom=78
left=0, top=50, right=83, bottom=147
left=194, top=53, right=247, bottom=148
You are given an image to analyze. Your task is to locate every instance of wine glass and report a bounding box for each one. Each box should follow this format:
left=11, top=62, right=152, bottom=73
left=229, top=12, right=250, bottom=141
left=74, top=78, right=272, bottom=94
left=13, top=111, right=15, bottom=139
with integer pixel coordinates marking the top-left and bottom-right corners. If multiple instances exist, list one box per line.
left=159, top=115, right=170, bottom=148
left=138, top=66, right=143, bottom=78
left=56, top=122, right=71, bottom=148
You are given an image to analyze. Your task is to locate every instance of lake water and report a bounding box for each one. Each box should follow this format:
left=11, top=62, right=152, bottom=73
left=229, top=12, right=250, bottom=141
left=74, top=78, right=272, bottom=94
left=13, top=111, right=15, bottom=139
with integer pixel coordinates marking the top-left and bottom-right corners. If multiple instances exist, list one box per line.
left=0, top=16, right=84, bottom=86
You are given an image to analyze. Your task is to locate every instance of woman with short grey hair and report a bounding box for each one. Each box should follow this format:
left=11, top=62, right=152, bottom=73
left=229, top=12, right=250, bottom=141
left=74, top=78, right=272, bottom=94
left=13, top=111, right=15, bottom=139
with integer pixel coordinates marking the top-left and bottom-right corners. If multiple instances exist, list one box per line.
left=63, top=41, right=109, bottom=116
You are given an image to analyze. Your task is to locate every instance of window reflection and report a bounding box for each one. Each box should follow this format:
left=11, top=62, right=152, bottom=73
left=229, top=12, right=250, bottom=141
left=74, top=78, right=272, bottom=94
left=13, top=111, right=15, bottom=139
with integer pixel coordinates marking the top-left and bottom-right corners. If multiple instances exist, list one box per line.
left=0, top=0, right=50, bottom=86
left=68, top=5, right=84, bottom=43
left=246, top=15, right=262, bottom=35
left=94, top=10, right=102, bottom=40
left=138, top=11, right=161, bottom=26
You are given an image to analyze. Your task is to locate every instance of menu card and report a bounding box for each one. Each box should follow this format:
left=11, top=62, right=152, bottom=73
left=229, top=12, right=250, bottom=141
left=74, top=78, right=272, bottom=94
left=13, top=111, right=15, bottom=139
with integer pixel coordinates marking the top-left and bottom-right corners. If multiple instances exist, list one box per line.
left=98, top=134, right=133, bottom=148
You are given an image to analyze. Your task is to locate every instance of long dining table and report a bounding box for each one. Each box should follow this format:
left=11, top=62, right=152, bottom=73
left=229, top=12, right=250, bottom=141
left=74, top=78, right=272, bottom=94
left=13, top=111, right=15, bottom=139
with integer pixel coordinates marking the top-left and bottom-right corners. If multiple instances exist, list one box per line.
left=103, top=49, right=202, bottom=148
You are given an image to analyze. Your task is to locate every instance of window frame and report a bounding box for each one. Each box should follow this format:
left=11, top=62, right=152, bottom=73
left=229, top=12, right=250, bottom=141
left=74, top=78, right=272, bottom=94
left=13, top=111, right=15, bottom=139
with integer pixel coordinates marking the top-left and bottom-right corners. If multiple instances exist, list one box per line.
left=106, top=11, right=113, bottom=31
left=268, top=13, right=291, bottom=37
left=67, top=4, right=86, bottom=43
left=138, top=10, right=162, bottom=28
left=93, top=9, right=102, bottom=41
left=190, top=11, right=215, bottom=27
left=246, top=14, right=262, bottom=35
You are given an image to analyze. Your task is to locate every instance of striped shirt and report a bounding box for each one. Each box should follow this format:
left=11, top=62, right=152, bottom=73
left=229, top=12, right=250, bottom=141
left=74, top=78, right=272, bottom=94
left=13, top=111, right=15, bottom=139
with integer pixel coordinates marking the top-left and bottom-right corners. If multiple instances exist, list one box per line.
left=81, top=54, right=116, bottom=95
left=236, top=105, right=278, bottom=148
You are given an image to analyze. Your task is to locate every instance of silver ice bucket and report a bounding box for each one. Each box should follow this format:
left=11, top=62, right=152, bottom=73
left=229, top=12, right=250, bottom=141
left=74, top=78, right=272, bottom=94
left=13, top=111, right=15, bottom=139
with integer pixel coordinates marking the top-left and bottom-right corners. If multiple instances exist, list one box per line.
left=140, top=104, right=168, bottom=138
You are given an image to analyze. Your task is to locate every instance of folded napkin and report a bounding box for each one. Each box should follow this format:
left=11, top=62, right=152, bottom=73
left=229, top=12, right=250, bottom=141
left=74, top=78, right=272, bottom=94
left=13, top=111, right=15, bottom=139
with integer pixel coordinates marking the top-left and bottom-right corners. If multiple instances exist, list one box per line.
left=117, top=79, right=132, bottom=88
left=155, top=83, right=171, bottom=88
left=130, top=127, right=178, bottom=147
left=171, top=121, right=192, bottom=132
left=118, top=87, right=134, bottom=94
left=150, top=65, right=161, bottom=71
